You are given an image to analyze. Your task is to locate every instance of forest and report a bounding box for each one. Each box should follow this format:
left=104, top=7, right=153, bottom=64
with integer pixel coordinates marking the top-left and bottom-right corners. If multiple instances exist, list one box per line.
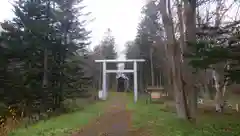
left=126, top=0, right=240, bottom=119
left=1, top=0, right=240, bottom=136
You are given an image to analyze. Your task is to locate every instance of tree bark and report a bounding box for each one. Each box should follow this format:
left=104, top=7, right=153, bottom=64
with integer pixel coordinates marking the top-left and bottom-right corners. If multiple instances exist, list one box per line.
left=42, top=48, right=48, bottom=88
left=213, top=69, right=228, bottom=112
left=150, top=47, right=155, bottom=86
left=183, top=0, right=197, bottom=120
left=212, top=0, right=228, bottom=112
left=159, top=0, right=189, bottom=119
left=204, top=82, right=211, bottom=99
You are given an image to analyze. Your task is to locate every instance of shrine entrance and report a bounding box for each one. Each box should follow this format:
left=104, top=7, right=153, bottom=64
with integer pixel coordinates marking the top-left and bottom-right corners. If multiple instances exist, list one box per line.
left=116, top=74, right=129, bottom=92
left=95, top=59, right=145, bottom=102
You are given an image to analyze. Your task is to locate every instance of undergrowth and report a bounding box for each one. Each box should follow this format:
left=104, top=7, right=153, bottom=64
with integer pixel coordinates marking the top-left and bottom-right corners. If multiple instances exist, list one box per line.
left=4, top=99, right=107, bottom=136
left=127, top=93, right=240, bottom=136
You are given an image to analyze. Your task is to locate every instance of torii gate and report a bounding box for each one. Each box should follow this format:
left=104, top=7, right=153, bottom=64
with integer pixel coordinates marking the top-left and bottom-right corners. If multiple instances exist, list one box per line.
left=95, top=59, right=145, bottom=102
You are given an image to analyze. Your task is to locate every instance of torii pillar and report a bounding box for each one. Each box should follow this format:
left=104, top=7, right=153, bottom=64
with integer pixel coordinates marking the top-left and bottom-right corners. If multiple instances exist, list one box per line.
left=95, top=59, right=145, bottom=103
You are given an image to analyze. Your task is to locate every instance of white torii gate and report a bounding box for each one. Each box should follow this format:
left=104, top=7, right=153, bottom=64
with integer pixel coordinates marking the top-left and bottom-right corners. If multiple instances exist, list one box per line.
left=95, top=59, right=145, bottom=102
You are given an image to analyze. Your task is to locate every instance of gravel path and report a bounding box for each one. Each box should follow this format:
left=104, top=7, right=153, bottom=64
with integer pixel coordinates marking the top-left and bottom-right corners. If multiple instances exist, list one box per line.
left=72, top=93, right=133, bottom=136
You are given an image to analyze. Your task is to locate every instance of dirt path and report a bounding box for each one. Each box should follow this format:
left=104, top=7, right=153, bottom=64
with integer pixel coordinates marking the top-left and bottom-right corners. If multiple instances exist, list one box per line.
left=72, top=93, right=133, bottom=136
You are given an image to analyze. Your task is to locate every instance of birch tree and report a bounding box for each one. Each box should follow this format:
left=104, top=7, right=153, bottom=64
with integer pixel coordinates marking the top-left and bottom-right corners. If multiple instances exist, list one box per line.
left=186, top=0, right=240, bottom=112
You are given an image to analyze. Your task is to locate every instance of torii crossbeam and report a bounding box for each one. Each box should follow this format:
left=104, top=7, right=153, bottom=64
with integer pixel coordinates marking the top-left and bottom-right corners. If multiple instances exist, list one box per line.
left=95, top=59, right=145, bottom=102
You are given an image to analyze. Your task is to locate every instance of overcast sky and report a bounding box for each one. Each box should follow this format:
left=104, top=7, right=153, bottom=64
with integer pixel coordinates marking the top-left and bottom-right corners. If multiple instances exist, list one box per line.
left=0, top=0, right=145, bottom=60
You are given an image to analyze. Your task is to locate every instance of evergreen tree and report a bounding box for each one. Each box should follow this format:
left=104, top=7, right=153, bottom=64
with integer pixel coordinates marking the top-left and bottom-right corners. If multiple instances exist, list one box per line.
left=126, top=0, right=162, bottom=88
left=186, top=25, right=240, bottom=84
left=0, top=0, right=92, bottom=119
left=93, top=29, right=117, bottom=89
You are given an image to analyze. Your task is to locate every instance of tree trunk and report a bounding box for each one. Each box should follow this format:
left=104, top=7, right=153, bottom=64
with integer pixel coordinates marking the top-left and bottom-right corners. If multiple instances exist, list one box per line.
left=204, top=83, right=211, bottom=99
left=183, top=0, right=197, bottom=120
left=42, top=48, right=48, bottom=88
left=99, top=65, right=102, bottom=90
left=159, top=0, right=189, bottom=119
left=212, top=0, right=226, bottom=112
left=162, top=48, right=173, bottom=97
left=212, top=70, right=224, bottom=112
left=200, top=70, right=211, bottom=99
left=166, top=62, right=173, bottom=97
left=215, top=89, right=224, bottom=112
left=150, top=47, right=155, bottom=86
left=140, top=66, right=144, bottom=92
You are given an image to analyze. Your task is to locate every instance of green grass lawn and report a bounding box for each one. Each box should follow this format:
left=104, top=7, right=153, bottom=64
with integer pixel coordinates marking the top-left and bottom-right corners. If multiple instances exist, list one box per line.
left=8, top=92, right=240, bottom=136
left=8, top=100, right=108, bottom=136
left=127, top=93, right=240, bottom=136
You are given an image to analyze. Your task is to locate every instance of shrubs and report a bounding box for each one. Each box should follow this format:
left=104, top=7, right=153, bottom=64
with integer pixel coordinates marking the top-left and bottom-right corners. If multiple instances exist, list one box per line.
left=129, top=96, right=240, bottom=136
left=0, top=106, right=20, bottom=136
left=62, top=99, right=82, bottom=112
left=0, top=117, right=20, bottom=136
left=0, top=97, right=96, bottom=135
left=61, top=98, right=95, bottom=113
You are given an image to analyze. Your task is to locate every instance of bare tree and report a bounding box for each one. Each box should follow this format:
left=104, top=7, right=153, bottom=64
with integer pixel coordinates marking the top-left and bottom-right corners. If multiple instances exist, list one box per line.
left=158, top=0, right=189, bottom=119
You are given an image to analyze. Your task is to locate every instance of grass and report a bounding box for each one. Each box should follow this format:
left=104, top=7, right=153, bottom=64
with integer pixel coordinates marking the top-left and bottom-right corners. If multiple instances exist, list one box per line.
left=6, top=92, right=240, bottom=136
left=127, top=93, right=240, bottom=136
left=8, top=100, right=109, bottom=136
